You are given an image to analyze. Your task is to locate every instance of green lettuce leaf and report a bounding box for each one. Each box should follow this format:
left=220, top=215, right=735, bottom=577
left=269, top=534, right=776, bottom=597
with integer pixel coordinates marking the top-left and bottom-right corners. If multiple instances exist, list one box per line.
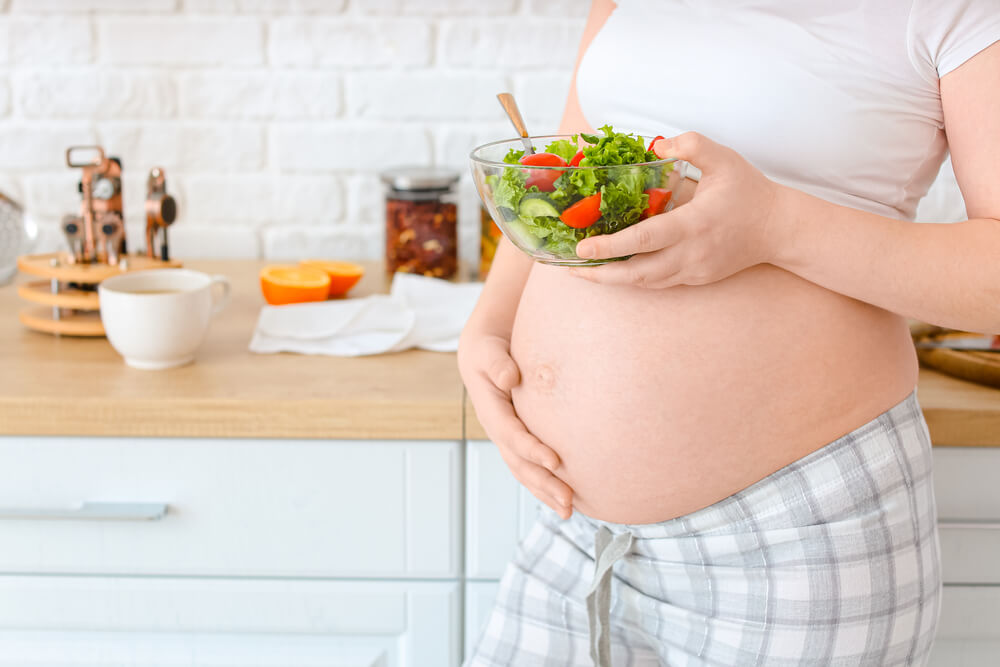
left=542, top=137, right=579, bottom=162
left=583, top=125, right=656, bottom=166
left=491, top=167, right=527, bottom=211
left=503, top=147, right=524, bottom=164
left=599, top=166, right=649, bottom=233
left=517, top=214, right=582, bottom=256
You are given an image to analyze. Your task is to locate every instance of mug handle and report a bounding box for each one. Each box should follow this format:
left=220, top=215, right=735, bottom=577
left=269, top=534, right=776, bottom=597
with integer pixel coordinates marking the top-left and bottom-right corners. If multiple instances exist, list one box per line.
left=209, top=275, right=231, bottom=317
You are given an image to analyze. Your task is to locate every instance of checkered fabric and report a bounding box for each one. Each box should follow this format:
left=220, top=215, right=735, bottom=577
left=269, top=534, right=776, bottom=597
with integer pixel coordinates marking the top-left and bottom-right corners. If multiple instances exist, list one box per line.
left=465, top=388, right=942, bottom=666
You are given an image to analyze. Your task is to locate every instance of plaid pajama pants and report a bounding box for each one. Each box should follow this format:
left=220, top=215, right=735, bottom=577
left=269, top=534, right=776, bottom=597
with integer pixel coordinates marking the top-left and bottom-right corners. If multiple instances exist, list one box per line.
left=465, top=388, right=942, bottom=666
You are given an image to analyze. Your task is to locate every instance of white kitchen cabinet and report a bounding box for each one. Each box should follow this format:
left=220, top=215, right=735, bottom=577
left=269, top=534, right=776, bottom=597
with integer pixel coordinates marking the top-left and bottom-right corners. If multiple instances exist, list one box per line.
left=0, top=437, right=460, bottom=579
left=928, top=587, right=1000, bottom=667
left=0, top=436, right=463, bottom=666
left=464, top=440, right=541, bottom=580
left=0, top=576, right=460, bottom=667
left=938, top=524, right=1000, bottom=584
left=934, top=448, right=1000, bottom=520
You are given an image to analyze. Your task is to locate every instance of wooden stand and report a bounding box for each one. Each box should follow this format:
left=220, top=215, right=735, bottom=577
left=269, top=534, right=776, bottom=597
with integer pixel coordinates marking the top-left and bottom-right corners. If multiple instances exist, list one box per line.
left=16, top=252, right=181, bottom=337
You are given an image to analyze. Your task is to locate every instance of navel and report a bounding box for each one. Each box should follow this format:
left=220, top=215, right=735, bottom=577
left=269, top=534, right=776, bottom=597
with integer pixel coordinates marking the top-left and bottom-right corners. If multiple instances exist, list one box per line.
left=531, top=363, right=557, bottom=393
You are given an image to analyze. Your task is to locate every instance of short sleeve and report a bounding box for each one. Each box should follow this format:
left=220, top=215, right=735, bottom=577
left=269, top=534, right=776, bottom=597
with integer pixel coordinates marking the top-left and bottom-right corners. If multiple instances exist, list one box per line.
left=908, top=0, right=1000, bottom=83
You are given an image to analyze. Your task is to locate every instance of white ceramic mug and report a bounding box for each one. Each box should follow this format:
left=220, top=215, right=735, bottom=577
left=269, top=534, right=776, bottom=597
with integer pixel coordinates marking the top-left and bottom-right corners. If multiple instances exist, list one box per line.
left=99, top=269, right=231, bottom=370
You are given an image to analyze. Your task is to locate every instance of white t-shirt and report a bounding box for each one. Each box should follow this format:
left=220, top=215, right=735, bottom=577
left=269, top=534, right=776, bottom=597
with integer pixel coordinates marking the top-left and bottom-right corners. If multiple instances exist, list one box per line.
left=576, top=0, right=1000, bottom=220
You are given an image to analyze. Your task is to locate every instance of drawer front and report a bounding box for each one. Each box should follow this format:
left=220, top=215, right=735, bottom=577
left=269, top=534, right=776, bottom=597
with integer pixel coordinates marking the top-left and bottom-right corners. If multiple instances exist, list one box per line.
left=0, top=437, right=460, bottom=578
left=0, top=576, right=460, bottom=667
left=933, top=448, right=1000, bottom=520
left=928, top=586, right=1000, bottom=667
left=465, top=440, right=541, bottom=579
left=939, top=524, right=1000, bottom=584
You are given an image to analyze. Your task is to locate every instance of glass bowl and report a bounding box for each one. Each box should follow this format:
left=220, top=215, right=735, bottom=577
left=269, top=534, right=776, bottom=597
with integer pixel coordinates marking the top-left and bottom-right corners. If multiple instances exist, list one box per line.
left=469, top=134, right=691, bottom=266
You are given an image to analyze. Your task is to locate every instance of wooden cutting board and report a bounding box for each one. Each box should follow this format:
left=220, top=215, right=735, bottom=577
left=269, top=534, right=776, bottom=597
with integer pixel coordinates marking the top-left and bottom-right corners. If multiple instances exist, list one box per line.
left=912, top=326, right=1000, bottom=389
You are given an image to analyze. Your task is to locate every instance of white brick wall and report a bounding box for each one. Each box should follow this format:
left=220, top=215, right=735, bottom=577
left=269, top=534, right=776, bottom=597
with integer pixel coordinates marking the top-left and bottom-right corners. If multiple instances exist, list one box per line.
left=10, top=17, right=93, bottom=64
left=0, top=1, right=583, bottom=265
left=0, top=1, right=966, bottom=269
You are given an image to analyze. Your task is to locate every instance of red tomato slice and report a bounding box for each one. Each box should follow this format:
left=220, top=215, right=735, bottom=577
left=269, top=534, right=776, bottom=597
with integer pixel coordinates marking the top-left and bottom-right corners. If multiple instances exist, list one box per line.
left=520, top=152, right=567, bottom=192
left=569, top=150, right=585, bottom=167
left=519, top=152, right=567, bottom=167
left=647, top=135, right=665, bottom=153
left=560, top=193, right=602, bottom=229
left=525, top=171, right=560, bottom=191
left=641, top=188, right=672, bottom=219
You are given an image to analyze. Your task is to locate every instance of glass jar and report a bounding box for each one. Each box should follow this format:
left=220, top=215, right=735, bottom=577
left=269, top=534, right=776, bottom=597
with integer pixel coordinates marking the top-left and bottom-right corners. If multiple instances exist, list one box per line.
left=479, top=203, right=502, bottom=279
left=381, top=167, right=459, bottom=279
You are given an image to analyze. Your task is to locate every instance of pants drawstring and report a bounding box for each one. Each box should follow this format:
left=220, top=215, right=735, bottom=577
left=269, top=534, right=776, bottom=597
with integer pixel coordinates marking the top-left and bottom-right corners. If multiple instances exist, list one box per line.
left=585, top=525, right=634, bottom=667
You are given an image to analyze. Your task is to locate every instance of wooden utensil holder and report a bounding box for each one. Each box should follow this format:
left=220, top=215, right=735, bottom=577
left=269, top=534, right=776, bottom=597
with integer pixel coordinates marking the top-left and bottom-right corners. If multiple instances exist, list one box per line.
left=16, top=252, right=181, bottom=337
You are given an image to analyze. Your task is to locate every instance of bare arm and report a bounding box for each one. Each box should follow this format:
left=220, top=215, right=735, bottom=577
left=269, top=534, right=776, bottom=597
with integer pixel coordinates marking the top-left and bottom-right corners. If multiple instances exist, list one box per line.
left=770, top=41, right=1000, bottom=332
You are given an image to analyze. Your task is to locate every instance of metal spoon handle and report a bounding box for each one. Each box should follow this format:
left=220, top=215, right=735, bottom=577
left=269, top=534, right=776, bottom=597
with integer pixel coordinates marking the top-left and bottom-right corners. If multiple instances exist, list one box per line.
left=497, top=92, right=534, bottom=155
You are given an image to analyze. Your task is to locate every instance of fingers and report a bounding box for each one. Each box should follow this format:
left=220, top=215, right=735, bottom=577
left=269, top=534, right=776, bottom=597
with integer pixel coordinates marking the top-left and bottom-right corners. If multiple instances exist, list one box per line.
left=523, top=464, right=574, bottom=518
left=496, top=444, right=573, bottom=516
left=577, top=211, right=687, bottom=260
left=652, top=131, right=726, bottom=170
left=496, top=413, right=561, bottom=471
left=569, top=246, right=684, bottom=288
left=486, top=350, right=520, bottom=393
left=575, top=203, right=689, bottom=262
left=476, top=393, right=573, bottom=515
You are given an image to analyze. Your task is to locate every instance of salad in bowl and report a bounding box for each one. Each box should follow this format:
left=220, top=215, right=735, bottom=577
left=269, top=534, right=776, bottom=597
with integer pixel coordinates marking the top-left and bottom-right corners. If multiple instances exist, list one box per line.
left=470, top=125, right=692, bottom=266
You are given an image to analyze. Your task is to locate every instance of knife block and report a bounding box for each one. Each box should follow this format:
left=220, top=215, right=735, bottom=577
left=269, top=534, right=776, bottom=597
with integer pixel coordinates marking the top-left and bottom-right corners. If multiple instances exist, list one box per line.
left=16, top=252, right=181, bottom=337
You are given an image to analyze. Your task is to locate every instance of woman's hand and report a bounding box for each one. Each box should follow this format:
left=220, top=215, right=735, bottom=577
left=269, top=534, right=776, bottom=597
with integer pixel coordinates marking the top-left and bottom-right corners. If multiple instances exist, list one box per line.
left=458, top=331, right=574, bottom=519
left=570, top=132, right=784, bottom=289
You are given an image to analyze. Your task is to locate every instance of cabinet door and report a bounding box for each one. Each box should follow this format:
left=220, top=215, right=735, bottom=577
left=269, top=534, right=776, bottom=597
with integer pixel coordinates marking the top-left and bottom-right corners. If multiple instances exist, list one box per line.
left=465, top=440, right=541, bottom=580
left=0, top=576, right=460, bottom=667
left=933, top=448, right=1000, bottom=520
left=0, top=437, right=460, bottom=579
left=928, top=586, right=1000, bottom=667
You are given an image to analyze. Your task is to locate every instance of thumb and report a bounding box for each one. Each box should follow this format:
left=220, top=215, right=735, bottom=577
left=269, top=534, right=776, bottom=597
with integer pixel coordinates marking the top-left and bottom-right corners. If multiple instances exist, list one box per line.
left=485, top=341, right=521, bottom=392
left=652, top=131, right=723, bottom=173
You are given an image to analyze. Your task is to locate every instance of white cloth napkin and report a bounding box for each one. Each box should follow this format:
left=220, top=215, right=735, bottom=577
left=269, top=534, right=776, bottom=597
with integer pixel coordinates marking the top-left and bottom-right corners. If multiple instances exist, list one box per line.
left=249, top=272, right=484, bottom=357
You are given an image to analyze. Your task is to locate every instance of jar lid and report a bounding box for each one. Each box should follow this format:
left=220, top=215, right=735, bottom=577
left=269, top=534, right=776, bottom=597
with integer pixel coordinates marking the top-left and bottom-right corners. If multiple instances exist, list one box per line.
left=380, top=166, right=460, bottom=191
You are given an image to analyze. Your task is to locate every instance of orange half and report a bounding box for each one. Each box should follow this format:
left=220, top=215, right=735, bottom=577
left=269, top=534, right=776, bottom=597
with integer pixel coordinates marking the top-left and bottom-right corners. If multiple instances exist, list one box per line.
left=299, top=260, right=365, bottom=298
left=260, top=265, right=331, bottom=306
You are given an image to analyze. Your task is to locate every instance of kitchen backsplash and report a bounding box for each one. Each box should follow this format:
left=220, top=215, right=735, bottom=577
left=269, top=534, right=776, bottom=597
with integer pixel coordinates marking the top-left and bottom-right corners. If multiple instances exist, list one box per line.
left=0, top=0, right=967, bottom=268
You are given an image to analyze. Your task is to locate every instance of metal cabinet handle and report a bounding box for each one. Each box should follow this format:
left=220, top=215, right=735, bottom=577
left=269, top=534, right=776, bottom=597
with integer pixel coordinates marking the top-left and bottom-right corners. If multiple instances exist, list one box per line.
left=0, top=501, right=167, bottom=521
left=939, top=518, right=1000, bottom=530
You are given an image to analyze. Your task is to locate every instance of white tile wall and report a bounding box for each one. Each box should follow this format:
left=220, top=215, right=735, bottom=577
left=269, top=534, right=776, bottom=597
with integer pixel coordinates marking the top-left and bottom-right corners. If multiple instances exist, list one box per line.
left=0, top=0, right=967, bottom=267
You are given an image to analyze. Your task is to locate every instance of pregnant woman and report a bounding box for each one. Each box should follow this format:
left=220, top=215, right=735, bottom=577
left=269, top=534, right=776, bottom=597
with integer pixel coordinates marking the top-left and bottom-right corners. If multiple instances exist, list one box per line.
left=461, top=1, right=999, bottom=665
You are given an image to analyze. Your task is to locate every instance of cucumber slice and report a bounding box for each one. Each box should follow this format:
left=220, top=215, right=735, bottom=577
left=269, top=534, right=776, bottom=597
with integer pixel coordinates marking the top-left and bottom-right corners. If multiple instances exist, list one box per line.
left=497, top=205, right=517, bottom=221
left=505, top=218, right=544, bottom=250
left=518, top=197, right=560, bottom=219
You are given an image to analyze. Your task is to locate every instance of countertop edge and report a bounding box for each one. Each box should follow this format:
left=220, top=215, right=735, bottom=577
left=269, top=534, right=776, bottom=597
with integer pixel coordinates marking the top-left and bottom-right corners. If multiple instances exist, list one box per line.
left=0, top=398, right=465, bottom=441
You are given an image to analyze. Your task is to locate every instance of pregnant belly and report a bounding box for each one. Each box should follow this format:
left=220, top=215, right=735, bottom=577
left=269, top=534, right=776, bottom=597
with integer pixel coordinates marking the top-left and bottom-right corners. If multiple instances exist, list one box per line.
left=509, top=262, right=918, bottom=524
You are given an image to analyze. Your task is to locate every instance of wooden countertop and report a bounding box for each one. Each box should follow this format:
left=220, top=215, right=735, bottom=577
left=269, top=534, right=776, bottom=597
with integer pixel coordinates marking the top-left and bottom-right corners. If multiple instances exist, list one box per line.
left=2, top=259, right=999, bottom=445
left=0, top=260, right=466, bottom=440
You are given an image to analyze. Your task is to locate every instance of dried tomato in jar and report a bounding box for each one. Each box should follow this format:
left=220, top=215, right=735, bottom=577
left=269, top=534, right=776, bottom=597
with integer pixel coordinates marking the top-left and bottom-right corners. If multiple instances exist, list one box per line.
left=381, top=167, right=459, bottom=279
